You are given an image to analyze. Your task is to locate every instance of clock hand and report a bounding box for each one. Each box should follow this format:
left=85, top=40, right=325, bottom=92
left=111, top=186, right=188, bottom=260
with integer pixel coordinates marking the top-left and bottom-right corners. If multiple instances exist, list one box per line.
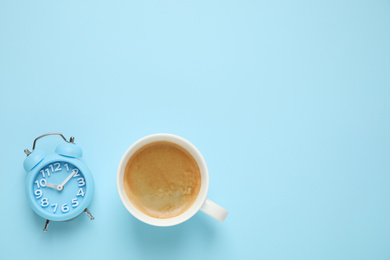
left=57, top=170, right=77, bottom=191
left=44, top=183, right=58, bottom=189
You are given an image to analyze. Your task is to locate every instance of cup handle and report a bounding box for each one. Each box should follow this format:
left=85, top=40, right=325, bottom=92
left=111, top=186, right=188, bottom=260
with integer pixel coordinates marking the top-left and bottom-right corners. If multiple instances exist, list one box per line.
left=200, top=198, right=228, bottom=222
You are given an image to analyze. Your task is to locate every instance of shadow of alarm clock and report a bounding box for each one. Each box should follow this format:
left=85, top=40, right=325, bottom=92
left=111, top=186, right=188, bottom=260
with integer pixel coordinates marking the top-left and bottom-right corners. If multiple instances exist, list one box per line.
left=23, top=133, right=95, bottom=232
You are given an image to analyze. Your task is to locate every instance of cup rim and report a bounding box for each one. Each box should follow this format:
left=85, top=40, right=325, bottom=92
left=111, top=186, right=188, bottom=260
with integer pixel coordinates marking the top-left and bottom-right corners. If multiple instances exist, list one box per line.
left=117, top=133, right=209, bottom=227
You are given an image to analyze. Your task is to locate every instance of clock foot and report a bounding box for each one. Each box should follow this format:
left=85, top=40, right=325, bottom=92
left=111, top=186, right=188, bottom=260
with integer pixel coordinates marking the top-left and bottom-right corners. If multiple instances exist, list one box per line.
left=84, top=208, right=94, bottom=220
left=43, top=219, right=50, bottom=232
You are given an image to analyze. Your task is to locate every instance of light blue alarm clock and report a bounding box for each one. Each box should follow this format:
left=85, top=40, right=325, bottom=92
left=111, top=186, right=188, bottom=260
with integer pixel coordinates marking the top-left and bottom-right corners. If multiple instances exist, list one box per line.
left=23, top=133, right=95, bottom=231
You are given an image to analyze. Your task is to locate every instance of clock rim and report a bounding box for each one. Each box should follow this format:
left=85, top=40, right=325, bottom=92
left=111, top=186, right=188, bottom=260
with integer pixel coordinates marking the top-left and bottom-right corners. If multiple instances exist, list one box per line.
left=25, top=154, right=95, bottom=222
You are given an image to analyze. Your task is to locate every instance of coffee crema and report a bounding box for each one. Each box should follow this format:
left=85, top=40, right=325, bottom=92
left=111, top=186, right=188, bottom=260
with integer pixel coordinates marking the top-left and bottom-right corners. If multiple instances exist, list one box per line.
left=124, top=141, right=201, bottom=219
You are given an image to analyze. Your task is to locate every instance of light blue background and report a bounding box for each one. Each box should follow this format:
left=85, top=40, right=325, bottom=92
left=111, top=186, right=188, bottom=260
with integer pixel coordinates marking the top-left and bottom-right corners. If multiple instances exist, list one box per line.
left=1, top=1, right=390, bottom=259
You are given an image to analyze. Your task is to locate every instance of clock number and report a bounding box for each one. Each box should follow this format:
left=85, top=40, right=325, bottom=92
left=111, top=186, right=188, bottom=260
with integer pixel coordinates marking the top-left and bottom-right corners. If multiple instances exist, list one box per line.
left=78, top=178, right=85, bottom=187
left=49, top=163, right=62, bottom=172
left=41, top=198, right=49, bottom=207
left=64, top=163, right=69, bottom=171
left=72, top=169, right=80, bottom=177
left=35, top=179, right=46, bottom=188
left=61, top=203, right=70, bottom=213
left=72, top=198, right=79, bottom=207
left=76, top=188, right=85, bottom=197
left=34, top=189, right=42, bottom=199
left=40, top=168, right=50, bottom=177
left=54, top=162, right=62, bottom=172
left=51, top=203, right=58, bottom=212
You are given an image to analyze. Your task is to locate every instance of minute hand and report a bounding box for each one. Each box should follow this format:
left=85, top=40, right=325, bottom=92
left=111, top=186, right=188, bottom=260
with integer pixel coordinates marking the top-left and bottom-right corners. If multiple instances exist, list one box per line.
left=58, top=170, right=77, bottom=190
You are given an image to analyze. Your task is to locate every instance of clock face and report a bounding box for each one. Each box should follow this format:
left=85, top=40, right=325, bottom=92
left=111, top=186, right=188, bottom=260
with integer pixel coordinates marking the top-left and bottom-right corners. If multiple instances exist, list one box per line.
left=32, top=162, right=87, bottom=217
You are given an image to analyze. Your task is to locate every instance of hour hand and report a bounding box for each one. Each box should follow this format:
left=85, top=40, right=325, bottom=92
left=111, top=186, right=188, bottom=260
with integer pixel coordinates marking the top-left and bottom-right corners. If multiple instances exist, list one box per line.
left=45, top=183, right=58, bottom=189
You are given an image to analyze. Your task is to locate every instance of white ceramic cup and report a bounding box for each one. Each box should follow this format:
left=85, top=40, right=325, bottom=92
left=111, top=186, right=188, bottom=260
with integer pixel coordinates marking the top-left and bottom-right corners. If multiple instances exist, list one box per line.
left=117, top=133, right=228, bottom=226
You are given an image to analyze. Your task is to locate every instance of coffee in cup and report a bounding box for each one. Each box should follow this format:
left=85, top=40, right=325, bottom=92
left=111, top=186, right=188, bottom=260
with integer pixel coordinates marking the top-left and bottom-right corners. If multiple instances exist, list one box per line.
left=123, top=141, right=201, bottom=218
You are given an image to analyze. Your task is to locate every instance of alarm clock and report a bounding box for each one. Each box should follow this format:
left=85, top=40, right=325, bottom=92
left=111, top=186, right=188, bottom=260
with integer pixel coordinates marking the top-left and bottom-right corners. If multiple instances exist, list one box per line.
left=23, top=133, right=95, bottom=232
